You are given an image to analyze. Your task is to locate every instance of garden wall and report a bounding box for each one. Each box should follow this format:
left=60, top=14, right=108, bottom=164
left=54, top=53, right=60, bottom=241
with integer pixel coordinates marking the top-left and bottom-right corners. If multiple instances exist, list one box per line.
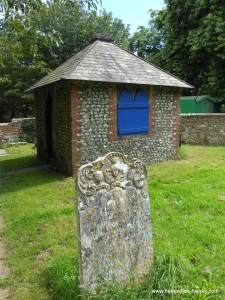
left=0, top=118, right=35, bottom=146
left=180, top=114, right=225, bottom=145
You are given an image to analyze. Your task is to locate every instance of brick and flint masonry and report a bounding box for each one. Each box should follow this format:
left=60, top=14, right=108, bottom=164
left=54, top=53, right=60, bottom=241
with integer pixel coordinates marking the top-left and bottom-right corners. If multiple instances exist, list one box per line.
left=35, top=81, right=180, bottom=175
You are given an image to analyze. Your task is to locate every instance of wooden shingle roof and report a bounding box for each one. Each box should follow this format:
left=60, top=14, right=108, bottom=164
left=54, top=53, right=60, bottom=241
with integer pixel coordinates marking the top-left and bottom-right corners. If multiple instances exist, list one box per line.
left=27, top=38, right=193, bottom=91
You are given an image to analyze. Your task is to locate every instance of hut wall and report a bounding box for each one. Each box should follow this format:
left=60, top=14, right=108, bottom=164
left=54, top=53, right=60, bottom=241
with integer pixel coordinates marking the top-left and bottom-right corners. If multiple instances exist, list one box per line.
left=70, top=82, right=180, bottom=175
left=35, top=81, right=72, bottom=175
left=54, top=81, right=72, bottom=174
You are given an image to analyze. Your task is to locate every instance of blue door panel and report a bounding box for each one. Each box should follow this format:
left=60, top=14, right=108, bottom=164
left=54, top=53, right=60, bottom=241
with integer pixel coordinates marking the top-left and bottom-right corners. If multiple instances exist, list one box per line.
left=134, top=90, right=149, bottom=103
left=118, top=102, right=149, bottom=108
left=118, top=108, right=149, bottom=135
left=118, top=89, right=150, bottom=136
left=118, top=89, right=133, bottom=103
left=119, top=127, right=149, bottom=134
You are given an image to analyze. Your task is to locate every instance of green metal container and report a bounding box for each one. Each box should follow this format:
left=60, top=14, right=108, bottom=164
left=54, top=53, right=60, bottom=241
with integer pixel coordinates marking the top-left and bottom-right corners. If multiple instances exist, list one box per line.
left=180, top=95, right=215, bottom=113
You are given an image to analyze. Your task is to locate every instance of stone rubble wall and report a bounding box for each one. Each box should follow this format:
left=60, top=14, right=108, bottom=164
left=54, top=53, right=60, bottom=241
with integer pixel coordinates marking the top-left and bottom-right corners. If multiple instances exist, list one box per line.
left=180, top=114, right=225, bottom=145
left=0, top=118, right=34, bottom=146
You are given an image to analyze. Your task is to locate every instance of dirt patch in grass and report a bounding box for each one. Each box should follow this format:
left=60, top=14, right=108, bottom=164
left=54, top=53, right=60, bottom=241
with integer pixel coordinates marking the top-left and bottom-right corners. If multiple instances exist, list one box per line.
left=37, top=248, right=53, bottom=262
left=0, top=214, right=10, bottom=300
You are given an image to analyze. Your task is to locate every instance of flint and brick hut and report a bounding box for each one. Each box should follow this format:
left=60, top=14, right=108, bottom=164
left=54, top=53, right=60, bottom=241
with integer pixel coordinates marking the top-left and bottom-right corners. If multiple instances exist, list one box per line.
left=27, top=35, right=193, bottom=175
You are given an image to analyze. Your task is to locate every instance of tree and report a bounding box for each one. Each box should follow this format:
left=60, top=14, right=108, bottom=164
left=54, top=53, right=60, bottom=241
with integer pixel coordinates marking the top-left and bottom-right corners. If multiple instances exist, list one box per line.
left=0, top=0, right=129, bottom=121
left=0, top=0, right=101, bottom=13
left=129, top=0, right=225, bottom=100
left=128, top=20, right=163, bottom=64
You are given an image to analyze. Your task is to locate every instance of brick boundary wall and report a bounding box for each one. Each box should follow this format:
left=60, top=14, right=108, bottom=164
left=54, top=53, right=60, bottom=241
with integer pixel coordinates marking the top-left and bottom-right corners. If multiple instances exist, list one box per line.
left=0, top=118, right=35, bottom=146
left=180, top=113, right=225, bottom=145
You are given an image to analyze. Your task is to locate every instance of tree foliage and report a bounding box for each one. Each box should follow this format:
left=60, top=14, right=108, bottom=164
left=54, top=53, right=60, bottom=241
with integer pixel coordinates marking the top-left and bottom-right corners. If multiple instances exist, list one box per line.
left=128, top=18, right=164, bottom=66
left=129, top=0, right=225, bottom=99
left=0, top=0, right=129, bottom=121
left=0, top=0, right=102, bottom=13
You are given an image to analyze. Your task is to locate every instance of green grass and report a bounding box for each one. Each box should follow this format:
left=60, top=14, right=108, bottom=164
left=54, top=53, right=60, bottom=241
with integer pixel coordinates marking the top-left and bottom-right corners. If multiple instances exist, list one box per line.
left=0, top=144, right=224, bottom=299
left=0, top=144, right=42, bottom=174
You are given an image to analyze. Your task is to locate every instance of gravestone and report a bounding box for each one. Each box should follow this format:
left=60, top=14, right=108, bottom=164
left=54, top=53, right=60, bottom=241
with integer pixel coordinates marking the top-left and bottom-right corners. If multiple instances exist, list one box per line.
left=77, top=152, right=153, bottom=292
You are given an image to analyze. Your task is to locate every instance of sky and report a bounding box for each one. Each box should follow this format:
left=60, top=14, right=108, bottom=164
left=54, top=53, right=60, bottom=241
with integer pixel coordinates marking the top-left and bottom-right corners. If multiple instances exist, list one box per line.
left=97, top=0, right=166, bottom=33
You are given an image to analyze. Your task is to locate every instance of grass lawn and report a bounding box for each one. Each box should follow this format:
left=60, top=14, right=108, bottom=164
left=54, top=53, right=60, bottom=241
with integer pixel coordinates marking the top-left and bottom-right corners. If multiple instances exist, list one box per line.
left=0, top=144, right=224, bottom=299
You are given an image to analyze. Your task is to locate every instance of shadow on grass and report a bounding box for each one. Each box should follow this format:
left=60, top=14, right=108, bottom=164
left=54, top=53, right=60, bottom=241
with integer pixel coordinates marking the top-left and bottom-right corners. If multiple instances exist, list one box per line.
left=0, top=154, right=43, bottom=174
left=0, top=168, right=64, bottom=195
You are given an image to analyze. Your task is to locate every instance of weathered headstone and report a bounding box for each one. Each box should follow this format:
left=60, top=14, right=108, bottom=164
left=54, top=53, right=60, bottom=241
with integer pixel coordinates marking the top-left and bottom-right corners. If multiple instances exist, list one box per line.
left=77, top=152, right=153, bottom=292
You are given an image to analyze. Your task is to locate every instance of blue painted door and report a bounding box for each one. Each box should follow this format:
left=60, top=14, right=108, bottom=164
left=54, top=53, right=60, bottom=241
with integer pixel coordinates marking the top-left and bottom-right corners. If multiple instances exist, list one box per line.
left=118, top=89, right=149, bottom=136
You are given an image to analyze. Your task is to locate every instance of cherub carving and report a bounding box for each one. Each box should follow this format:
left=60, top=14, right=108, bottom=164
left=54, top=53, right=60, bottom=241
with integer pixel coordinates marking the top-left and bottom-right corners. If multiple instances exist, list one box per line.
left=104, top=157, right=131, bottom=190
left=78, top=165, right=96, bottom=196
left=131, top=161, right=148, bottom=199
left=78, top=167, right=110, bottom=197
left=93, top=171, right=110, bottom=191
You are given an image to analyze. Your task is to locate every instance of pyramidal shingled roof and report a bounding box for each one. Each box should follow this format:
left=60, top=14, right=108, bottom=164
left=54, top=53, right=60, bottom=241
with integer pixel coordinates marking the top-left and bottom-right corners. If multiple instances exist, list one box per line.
left=27, top=38, right=193, bottom=91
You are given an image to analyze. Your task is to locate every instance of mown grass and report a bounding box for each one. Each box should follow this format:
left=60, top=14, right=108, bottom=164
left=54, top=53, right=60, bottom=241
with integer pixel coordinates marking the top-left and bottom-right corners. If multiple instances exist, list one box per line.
left=0, top=144, right=42, bottom=174
left=0, top=144, right=224, bottom=299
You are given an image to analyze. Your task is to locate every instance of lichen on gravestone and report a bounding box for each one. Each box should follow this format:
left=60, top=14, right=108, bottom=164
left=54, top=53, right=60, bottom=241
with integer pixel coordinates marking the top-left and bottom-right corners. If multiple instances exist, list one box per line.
left=76, top=152, right=153, bottom=292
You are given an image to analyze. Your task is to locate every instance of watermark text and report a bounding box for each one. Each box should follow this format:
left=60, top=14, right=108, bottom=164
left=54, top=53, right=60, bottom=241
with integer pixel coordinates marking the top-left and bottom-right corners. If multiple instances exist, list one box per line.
left=152, top=289, right=220, bottom=295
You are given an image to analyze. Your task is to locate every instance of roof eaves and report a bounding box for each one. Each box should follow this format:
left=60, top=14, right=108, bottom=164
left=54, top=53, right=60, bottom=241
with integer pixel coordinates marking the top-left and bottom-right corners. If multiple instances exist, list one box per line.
left=26, top=41, right=97, bottom=92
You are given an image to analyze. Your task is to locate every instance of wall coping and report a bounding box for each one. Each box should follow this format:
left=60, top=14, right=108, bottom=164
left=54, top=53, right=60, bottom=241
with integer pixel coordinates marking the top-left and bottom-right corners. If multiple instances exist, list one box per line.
left=180, top=113, right=225, bottom=116
left=0, top=117, right=35, bottom=127
left=11, top=117, right=34, bottom=121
